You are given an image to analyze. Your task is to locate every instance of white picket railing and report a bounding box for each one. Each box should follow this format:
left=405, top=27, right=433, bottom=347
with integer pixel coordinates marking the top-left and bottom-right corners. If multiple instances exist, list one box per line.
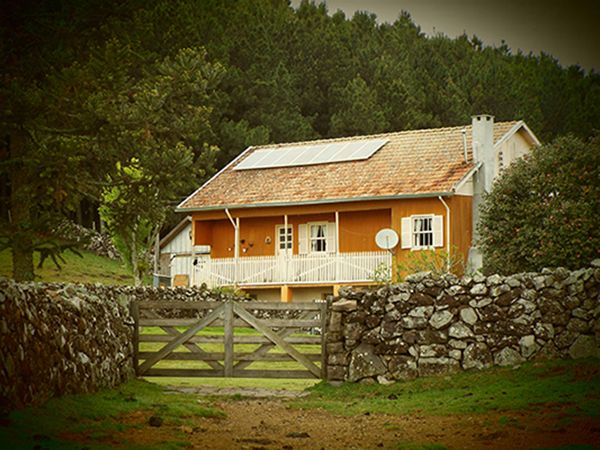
left=191, top=251, right=391, bottom=287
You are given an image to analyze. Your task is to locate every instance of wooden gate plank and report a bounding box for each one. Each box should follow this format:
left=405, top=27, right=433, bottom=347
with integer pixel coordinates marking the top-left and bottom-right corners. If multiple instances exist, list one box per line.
left=141, top=310, right=223, bottom=371
left=138, top=304, right=225, bottom=375
left=233, top=303, right=321, bottom=378
left=233, top=310, right=317, bottom=371
left=223, top=301, right=234, bottom=377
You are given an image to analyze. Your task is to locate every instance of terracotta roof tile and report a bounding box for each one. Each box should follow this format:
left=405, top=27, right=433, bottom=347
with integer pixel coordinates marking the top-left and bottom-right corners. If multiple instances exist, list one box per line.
left=179, top=121, right=520, bottom=210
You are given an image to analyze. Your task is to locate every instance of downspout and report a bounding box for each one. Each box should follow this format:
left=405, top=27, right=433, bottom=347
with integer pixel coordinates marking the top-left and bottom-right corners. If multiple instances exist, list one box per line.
left=225, top=208, right=239, bottom=286
left=437, top=196, right=451, bottom=272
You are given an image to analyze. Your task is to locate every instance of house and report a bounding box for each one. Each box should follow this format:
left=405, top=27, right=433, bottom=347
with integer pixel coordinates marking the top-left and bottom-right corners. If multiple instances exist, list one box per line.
left=175, top=115, right=540, bottom=301
left=155, top=216, right=193, bottom=287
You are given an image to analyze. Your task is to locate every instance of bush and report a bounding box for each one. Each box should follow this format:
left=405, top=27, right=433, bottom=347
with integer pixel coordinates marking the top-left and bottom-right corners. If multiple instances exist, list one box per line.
left=478, top=135, right=600, bottom=274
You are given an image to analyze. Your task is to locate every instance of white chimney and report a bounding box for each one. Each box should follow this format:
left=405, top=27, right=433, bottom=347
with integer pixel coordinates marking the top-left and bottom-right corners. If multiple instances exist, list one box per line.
left=468, top=114, right=495, bottom=272
left=472, top=114, right=495, bottom=192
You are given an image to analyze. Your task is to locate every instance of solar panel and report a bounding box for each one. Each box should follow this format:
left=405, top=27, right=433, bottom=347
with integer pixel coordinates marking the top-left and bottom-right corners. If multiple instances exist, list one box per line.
left=234, top=138, right=387, bottom=170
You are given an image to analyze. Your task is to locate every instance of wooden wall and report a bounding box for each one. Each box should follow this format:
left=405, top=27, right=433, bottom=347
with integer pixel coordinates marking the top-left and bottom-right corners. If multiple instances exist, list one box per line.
left=192, top=196, right=472, bottom=267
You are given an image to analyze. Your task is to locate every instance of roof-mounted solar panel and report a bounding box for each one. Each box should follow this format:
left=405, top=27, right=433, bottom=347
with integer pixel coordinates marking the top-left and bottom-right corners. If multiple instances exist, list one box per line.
left=234, top=138, right=387, bottom=170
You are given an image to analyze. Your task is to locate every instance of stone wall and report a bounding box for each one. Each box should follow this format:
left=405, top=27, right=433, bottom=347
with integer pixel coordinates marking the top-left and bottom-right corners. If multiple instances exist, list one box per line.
left=326, top=262, right=600, bottom=383
left=0, top=281, right=248, bottom=411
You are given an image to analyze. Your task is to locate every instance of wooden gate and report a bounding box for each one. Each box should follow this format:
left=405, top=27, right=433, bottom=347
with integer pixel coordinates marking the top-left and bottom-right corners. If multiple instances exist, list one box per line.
left=132, top=299, right=328, bottom=379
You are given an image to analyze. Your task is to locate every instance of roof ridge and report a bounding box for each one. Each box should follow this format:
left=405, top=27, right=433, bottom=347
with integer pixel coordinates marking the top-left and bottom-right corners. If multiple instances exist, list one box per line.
left=252, top=121, right=520, bottom=150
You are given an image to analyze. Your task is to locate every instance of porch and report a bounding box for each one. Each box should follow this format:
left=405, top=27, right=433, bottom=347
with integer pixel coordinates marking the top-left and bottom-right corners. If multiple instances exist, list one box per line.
left=191, top=251, right=391, bottom=288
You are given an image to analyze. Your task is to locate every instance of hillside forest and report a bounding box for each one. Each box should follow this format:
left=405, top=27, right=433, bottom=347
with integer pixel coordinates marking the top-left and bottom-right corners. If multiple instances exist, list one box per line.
left=1, top=0, right=599, bottom=281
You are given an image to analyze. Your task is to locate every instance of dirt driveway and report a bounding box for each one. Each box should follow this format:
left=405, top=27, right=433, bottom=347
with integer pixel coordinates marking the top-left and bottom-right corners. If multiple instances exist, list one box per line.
left=100, top=389, right=600, bottom=450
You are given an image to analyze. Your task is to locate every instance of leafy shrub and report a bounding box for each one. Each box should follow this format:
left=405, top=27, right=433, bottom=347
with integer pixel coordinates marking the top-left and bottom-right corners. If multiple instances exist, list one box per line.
left=478, top=135, right=600, bottom=274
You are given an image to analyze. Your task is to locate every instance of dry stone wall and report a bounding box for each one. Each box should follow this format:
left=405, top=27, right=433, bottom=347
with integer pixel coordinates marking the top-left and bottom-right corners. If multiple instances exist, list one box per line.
left=326, top=262, right=600, bottom=383
left=0, top=281, right=247, bottom=411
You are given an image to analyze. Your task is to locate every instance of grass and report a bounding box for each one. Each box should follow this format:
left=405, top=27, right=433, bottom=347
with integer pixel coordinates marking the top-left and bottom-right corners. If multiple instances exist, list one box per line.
left=0, top=248, right=134, bottom=285
left=1, top=359, right=598, bottom=449
left=0, top=379, right=223, bottom=450
left=292, top=358, right=600, bottom=417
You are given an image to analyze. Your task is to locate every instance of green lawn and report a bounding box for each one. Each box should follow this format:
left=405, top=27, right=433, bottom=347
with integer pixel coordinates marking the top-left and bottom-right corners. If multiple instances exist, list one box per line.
left=293, top=358, right=600, bottom=417
left=0, top=379, right=223, bottom=450
left=0, top=248, right=134, bottom=285
left=1, top=359, right=597, bottom=449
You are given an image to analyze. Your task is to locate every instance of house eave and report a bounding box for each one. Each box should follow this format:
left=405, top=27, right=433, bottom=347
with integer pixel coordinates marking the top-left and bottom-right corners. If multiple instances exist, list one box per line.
left=494, top=120, right=541, bottom=149
left=451, top=161, right=482, bottom=193
left=159, top=216, right=191, bottom=249
left=175, top=191, right=455, bottom=213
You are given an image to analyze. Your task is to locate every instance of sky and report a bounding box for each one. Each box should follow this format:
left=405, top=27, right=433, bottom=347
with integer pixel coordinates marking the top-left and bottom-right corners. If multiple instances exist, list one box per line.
left=291, top=0, right=600, bottom=72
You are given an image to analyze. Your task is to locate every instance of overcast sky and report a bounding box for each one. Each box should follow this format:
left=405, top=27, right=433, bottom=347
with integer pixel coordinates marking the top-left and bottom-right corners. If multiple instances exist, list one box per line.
left=291, top=0, right=599, bottom=72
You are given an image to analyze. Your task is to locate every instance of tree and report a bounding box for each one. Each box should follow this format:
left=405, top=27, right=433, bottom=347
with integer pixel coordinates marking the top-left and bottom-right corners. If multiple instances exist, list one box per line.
left=0, top=0, right=140, bottom=281
left=90, top=46, right=223, bottom=285
left=329, top=76, right=389, bottom=137
left=478, top=135, right=600, bottom=274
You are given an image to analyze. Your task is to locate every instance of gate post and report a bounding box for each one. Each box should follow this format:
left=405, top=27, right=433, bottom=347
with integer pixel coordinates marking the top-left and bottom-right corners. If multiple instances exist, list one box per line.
left=223, top=300, right=234, bottom=377
left=130, top=300, right=140, bottom=376
left=320, top=298, right=330, bottom=379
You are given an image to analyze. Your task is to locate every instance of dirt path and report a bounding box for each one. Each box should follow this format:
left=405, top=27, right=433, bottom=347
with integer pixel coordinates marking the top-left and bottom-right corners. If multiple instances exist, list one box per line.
left=105, top=391, right=600, bottom=450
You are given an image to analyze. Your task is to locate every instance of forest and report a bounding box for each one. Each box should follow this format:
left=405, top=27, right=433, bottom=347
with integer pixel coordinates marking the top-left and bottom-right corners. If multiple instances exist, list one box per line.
left=2, top=0, right=599, bottom=281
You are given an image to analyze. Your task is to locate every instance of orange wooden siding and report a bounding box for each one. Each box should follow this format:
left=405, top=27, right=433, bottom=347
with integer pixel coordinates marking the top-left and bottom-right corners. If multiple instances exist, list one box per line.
left=447, top=195, right=473, bottom=266
left=192, top=196, right=472, bottom=268
left=339, top=209, right=390, bottom=252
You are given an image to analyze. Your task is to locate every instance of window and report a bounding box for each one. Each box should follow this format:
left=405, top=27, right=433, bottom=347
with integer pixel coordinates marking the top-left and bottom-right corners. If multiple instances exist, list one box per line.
left=309, top=223, right=327, bottom=253
left=412, top=216, right=433, bottom=249
left=401, top=215, right=443, bottom=250
left=276, top=225, right=293, bottom=255
left=497, top=150, right=505, bottom=173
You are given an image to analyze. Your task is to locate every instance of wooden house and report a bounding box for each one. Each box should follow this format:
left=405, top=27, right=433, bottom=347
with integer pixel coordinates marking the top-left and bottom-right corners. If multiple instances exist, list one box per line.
left=176, top=115, right=539, bottom=301
left=155, top=216, right=192, bottom=286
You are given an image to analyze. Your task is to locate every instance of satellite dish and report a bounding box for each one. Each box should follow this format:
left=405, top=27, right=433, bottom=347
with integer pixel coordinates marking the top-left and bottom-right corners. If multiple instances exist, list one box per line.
left=375, top=228, right=399, bottom=250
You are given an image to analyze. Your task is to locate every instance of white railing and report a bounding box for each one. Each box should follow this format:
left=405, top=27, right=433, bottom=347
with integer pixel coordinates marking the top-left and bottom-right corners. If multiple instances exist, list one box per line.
left=191, top=251, right=391, bottom=287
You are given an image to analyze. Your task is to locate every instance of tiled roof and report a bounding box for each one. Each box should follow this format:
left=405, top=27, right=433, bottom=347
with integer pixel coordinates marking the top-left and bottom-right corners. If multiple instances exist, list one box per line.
left=179, top=121, right=520, bottom=210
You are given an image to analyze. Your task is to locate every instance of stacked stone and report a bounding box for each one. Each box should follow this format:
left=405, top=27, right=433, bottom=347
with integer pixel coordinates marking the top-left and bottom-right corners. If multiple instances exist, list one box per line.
left=0, top=279, right=134, bottom=411
left=326, top=261, right=600, bottom=384
left=81, top=284, right=306, bottom=321
left=53, top=221, right=120, bottom=260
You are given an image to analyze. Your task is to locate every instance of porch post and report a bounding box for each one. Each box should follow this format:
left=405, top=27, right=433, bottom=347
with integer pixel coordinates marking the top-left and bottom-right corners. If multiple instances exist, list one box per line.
left=281, top=285, right=293, bottom=303
left=190, top=219, right=196, bottom=287
left=234, top=217, right=240, bottom=286
left=284, top=214, right=288, bottom=283
left=335, top=211, right=340, bottom=282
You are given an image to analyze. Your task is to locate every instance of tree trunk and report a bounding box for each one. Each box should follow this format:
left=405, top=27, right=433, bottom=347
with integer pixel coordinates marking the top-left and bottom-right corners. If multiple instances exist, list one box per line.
left=131, top=226, right=141, bottom=286
left=10, top=130, right=35, bottom=281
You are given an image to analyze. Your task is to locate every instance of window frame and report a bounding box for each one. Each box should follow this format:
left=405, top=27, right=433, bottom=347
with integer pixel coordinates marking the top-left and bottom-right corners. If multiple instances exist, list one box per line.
left=308, top=222, right=328, bottom=254
left=411, top=214, right=435, bottom=250
left=275, top=224, right=293, bottom=255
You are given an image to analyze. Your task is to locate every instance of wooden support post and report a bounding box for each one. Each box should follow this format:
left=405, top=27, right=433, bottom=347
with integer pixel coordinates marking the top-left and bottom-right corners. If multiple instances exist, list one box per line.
left=335, top=211, right=340, bottom=281
left=281, top=285, right=293, bottom=303
left=224, top=300, right=234, bottom=377
left=332, top=284, right=341, bottom=297
left=319, top=300, right=329, bottom=379
left=130, top=301, right=140, bottom=376
left=284, top=214, right=289, bottom=282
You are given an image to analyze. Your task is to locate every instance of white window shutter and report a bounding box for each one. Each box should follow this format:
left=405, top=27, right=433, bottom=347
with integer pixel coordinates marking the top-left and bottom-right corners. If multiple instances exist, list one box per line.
left=327, top=222, right=336, bottom=253
left=401, top=217, right=412, bottom=249
left=433, top=215, right=444, bottom=247
left=298, top=224, right=308, bottom=254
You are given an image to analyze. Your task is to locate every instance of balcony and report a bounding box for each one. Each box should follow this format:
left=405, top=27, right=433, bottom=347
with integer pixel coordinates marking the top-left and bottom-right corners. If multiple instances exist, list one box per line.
left=191, top=251, right=391, bottom=287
